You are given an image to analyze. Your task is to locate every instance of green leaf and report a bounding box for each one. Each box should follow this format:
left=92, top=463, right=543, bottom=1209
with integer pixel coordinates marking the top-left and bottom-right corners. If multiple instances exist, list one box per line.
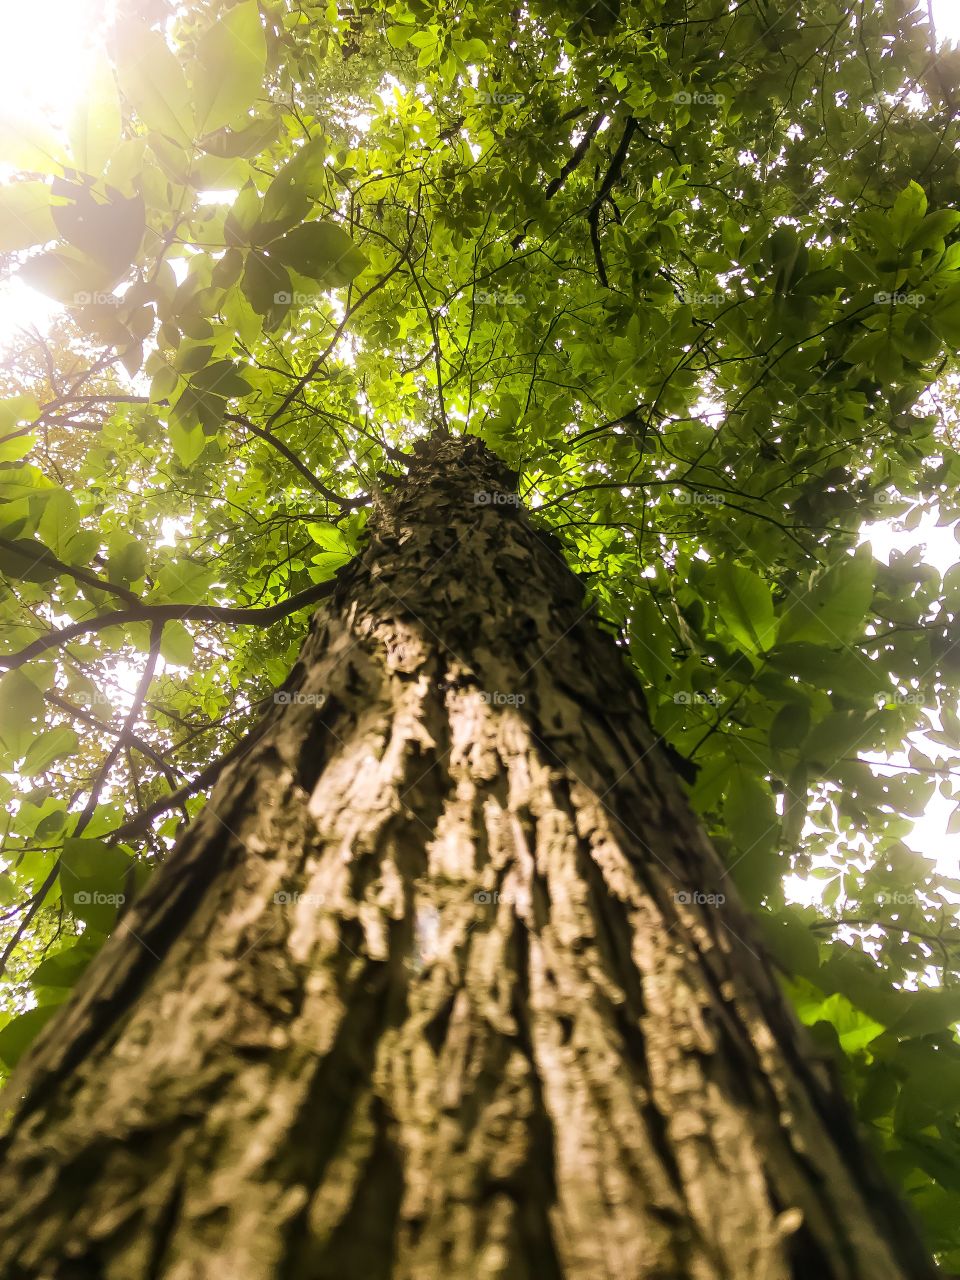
left=37, top=489, right=80, bottom=557
left=268, top=221, right=368, bottom=286
left=169, top=417, right=206, bottom=467
left=21, top=725, right=80, bottom=776
left=0, top=114, right=68, bottom=174
left=193, top=1, right=267, bottom=134
left=211, top=246, right=245, bottom=289
left=767, top=224, right=806, bottom=292
left=69, top=54, right=122, bottom=177
left=905, top=208, right=960, bottom=252
left=768, top=643, right=885, bottom=701
left=0, top=433, right=34, bottom=463
left=224, top=183, right=264, bottom=248
left=309, top=549, right=352, bottom=581
left=887, top=988, right=960, bottom=1038
left=804, top=992, right=885, bottom=1053
left=150, top=364, right=180, bottom=403
left=890, top=180, right=928, bottom=243
left=778, top=550, right=875, bottom=646
left=241, top=251, right=291, bottom=315
left=0, top=181, right=57, bottom=252
left=769, top=701, right=811, bottom=752
left=177, top=344, right=215, bottom=375
left=258, top=138, right=329, bottom=235
left=199, top=117, right=279, bottom=159
left=190, top=360, right=254, bottom=398
left=723, top=769, right=779, bottom=905
left=628, top=596, right=675, bottom=688
left=387, top=23, right=416, bottom=47
left=306, top=522, right=348, bottom=553
left=31, top=940, right=99, bottom=988
left=0, top=671, right=45, bottom=756
left=759, top=911, right=820, bottom=981
left=107, top=531, right=148, bottom=585
left=60, top=838, right=134, bottom=934
left=161, top=620, right=194, bottom=666
left=115, top=25, right=195, bottom=142
left=18, top=249, right=115, bottom=306
left=803, top=710, right=882, bottom=770
left=51, top=186, right=145, bottom=275
left=715, top=562, right=776, bottom=652
left=0, top=394, right=39, bottom=434
left=0, top=1006, right=60, bottom=1068
left=792, top=267, right=846, bottom=297
left=0, top=537, right=61, bottom=583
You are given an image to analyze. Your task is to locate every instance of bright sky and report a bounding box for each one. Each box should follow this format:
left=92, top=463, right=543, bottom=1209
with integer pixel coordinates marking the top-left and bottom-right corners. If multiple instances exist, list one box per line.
left=0, top=0, right=115, bottom=338
left=931, top=0, right=960, bottom=43
left=0, top=0, right=959, bottom=897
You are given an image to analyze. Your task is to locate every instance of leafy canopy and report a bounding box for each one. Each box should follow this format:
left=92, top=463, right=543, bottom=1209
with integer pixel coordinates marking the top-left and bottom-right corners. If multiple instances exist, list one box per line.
left=2, top=0, right=960, bottom=1259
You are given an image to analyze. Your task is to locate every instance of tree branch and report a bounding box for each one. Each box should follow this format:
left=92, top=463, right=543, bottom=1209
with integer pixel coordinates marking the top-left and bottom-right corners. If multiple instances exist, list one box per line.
left=106, top=712, right=275, bottom=842
left=265, top=248, right=410, bottom=429
left=44, top=692, right=184, bottom=786
left=511, top=110, right=607, bottom=248
left=224, top=414, right=369, bottom=510
left=545, top=110, right=608, bottom=200
left=587, top=116, right=639, bottom=287
left=0, top=579, right=338, bottom=672
left=0, top=536, right=140, bottom=606
left=0, top=625, right=164, bottom=978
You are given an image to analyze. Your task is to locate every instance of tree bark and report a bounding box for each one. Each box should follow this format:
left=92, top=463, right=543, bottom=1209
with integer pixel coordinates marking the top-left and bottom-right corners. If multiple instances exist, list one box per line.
left=0, top=435, right=939, bottom=1280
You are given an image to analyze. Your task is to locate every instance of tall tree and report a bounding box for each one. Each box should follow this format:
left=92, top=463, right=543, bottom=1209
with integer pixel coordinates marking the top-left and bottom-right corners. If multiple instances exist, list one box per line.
left=0, top=432, right=943, bottom=1277
left=2, top=0, right=960, bottom=1271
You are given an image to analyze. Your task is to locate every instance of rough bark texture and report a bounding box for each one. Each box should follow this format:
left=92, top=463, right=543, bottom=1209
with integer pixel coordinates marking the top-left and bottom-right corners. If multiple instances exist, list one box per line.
left=0, top=435, right=939, bottom=1279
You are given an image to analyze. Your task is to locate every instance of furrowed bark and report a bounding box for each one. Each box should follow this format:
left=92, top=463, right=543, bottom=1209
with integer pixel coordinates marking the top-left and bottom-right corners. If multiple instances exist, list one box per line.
left=0, top=435, right=938, bottom=1280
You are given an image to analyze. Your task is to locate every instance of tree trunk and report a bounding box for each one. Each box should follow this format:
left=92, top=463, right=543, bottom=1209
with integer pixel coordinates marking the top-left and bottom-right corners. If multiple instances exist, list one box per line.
left=0, top=435, right=938, bottom=1280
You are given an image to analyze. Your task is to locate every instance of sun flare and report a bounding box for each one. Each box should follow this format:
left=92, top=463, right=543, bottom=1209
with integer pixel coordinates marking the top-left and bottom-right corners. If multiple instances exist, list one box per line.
left=0, top=0, right=113, bottom=125
left=0, top=1, right=115, bottom=337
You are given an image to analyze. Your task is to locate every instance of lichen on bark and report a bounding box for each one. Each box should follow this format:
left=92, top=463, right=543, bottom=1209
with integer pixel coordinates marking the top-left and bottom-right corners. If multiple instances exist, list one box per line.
left=0, top=435, right=939, bottom=1279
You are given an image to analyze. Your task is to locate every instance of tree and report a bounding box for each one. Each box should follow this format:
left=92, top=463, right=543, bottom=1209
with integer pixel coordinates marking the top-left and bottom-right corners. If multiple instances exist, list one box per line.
left=0, top=431, right=943, bottom=1276
left=1, top=0, right=960, bottom=1271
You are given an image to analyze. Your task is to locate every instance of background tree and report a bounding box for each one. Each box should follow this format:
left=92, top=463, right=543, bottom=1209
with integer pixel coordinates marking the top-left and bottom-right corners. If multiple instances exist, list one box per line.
left=1, top=0, right=960, bottom=1270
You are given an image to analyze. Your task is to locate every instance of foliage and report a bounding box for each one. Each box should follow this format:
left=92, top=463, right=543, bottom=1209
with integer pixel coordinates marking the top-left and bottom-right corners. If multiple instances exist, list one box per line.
left=1, top=0, right=960, bottom=1260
